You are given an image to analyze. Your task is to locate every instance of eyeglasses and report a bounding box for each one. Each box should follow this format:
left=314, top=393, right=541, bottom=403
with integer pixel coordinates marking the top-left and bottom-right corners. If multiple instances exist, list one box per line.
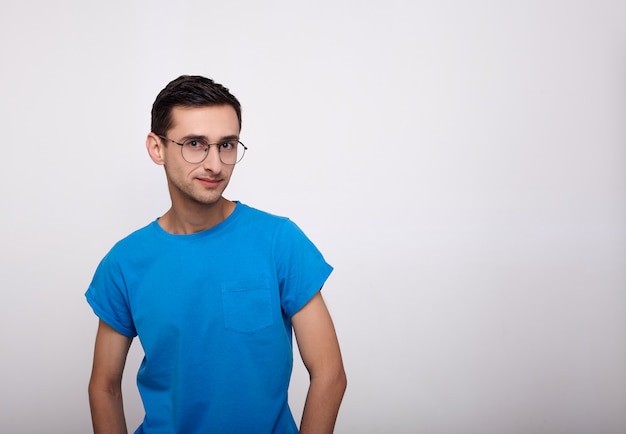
left=157, top=134, right=247, bottom=165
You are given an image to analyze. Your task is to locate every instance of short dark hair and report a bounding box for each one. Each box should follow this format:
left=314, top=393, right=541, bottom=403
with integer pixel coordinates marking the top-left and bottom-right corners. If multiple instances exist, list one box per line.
left=151, top=75, right=242, bottom=135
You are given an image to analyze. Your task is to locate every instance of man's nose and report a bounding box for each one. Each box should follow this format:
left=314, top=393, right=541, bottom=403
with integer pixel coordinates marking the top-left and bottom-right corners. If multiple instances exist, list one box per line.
left=202, top=145, right=222, bottom=171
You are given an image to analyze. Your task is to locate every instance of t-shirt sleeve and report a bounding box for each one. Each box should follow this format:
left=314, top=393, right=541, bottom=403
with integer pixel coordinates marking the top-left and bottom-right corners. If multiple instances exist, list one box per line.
left=274, top=219, right=333, bottom=318
left=85, top=250, right=137, bottom=338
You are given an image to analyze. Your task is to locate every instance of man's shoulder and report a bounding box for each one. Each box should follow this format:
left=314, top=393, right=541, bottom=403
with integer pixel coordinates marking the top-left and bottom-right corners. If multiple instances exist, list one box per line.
left=237, top=202, right=311, bottom=243
left=237, top=202, right=291, bottom=226
left=108, top=220, right=158, bottom=254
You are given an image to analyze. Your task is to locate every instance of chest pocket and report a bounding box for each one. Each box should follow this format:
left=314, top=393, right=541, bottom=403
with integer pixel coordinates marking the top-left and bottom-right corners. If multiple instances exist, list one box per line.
left=221, top=279, right=274, bottom=334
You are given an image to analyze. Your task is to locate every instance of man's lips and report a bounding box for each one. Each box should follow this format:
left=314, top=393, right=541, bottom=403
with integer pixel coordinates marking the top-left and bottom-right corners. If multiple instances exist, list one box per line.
left=196, top=177, right=222, bottom=187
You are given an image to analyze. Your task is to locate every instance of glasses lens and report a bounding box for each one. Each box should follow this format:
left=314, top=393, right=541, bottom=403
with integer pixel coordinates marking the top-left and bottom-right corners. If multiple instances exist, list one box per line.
left=180, top=140, right=246, bottom=164
left=181, top=139, right=209, bottom=163
left=219, top=141, right=246, bottom=165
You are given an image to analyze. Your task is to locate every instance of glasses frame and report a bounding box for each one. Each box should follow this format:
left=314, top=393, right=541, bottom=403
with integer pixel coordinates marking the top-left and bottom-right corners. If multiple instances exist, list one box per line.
left=156, top=134, right=247, bottom=165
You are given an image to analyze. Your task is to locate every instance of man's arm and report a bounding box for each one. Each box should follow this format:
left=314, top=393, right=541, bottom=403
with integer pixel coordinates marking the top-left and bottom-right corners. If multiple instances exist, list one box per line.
left=292, top=291, right=347, bottom=434
left=88, top=319, right=133, bottom=434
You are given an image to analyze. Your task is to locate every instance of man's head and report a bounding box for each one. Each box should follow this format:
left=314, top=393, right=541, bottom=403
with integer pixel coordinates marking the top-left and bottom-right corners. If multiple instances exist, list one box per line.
left=146, top=76, right=243, bottom=211
left=151, top=75, right=242, bottom=136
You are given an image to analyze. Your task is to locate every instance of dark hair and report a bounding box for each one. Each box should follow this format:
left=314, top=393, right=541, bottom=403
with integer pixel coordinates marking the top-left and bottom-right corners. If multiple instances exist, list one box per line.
left=151, top=75, right=242, bottom=135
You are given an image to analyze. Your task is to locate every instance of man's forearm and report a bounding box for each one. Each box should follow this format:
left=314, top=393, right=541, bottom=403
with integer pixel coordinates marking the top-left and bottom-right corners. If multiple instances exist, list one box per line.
left=299, top=371, right=347, bottom=434
left=89, top=386, right=128, bottom=434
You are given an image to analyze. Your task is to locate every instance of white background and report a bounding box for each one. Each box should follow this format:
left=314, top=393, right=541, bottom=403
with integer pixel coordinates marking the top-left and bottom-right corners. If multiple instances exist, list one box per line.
left=1, top=1, right=625, bottom=433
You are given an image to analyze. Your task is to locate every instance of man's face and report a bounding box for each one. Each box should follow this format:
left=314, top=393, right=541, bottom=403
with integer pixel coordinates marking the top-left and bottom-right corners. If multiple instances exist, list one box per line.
left=159, top=105, right=240, bottom=207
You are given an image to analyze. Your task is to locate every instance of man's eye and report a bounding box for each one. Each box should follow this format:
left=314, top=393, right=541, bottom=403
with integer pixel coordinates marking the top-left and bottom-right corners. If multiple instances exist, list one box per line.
left=186, top=140, right=204, bottom=149
left=220, top=142, right=236, bottom=151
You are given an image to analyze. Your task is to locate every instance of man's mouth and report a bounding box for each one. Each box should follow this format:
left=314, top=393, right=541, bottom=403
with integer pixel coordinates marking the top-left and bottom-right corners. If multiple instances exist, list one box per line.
left=197, top=177, right=221, bottom=187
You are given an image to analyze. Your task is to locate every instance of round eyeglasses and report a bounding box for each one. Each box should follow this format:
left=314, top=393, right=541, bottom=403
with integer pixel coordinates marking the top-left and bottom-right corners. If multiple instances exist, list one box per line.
left=157, top=134, right=247, bottom=165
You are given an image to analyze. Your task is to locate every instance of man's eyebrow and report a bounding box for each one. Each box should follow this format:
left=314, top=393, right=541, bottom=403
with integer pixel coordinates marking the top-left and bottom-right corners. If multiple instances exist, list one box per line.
left=179, top=134, right=239, bottom=142
left=219, top=134, right=240, bottom=142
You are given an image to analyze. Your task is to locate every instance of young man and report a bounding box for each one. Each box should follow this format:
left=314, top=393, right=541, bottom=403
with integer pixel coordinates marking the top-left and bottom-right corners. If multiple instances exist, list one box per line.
left=86, top=75, right=346, bottom=433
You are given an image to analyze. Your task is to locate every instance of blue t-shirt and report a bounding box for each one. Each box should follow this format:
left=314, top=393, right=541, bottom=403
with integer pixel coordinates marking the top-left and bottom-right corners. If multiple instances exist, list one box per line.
left=86, top=202, right=333, bottom=433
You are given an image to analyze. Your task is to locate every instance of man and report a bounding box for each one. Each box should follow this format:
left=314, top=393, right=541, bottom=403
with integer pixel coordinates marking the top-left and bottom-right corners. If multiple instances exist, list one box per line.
left=86, top=75, right=346, bottom=433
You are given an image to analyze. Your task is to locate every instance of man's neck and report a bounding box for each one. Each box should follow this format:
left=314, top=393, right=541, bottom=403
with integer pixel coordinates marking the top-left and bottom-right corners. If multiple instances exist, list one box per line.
left=158, top=197, right=236, bottom=235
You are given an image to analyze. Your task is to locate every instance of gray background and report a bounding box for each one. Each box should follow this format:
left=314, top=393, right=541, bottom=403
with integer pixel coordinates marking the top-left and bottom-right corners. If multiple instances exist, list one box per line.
left=1, top=1, right=625, bottom=433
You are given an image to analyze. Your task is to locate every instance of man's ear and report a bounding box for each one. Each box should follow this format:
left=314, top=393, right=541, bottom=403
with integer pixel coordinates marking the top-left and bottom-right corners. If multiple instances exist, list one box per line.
left=146, top=132, right=165, bottom=165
